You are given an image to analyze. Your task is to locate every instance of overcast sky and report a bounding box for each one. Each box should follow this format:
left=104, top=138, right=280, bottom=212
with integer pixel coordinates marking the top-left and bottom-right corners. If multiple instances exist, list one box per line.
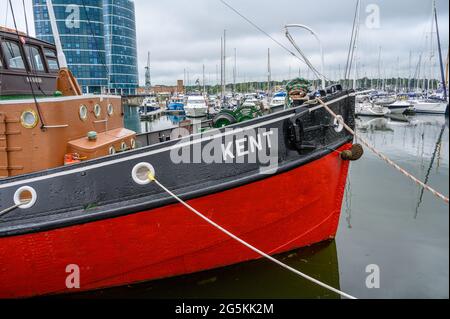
left=2, top=0, right=449, bottom=85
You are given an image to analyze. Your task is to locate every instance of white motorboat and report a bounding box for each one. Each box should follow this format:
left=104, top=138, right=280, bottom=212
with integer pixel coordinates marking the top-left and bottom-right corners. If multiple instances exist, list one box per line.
left=355, top=102, right=390, bottom=117
left=242, top=97, right=260, bottom=108
left=411, top=100, right=448, bottom=115
left=139, top=96, right=160, bottom=115
left=386, top=100, right=413, bottom=115
left=185, top=95, right=208, bottom=118
left=269, top=92, right=287, bottom=110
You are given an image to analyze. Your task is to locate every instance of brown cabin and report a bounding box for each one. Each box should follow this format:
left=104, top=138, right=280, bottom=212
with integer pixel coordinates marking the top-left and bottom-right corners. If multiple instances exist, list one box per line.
left=0, top=26, right=60, bottom=96
left=0, top=27, right=136, bottom=178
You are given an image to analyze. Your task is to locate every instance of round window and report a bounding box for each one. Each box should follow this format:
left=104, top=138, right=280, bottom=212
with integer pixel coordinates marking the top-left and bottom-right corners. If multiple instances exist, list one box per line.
left=107, top=104, right=114, bottom=116
left=108, top=146, right=116, bottom=155
left=20, top=110, right=38, bottom=129
left=79, top=105, right=88, bottom=121
left=120, top=142, right=128, bottom=151
left=94, top=104, right=102, bottom=118
left=130, top=138, right=136, bottom=149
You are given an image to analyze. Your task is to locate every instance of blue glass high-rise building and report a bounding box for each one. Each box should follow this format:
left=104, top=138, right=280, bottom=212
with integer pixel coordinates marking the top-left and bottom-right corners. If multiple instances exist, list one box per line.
left=103, top=0, right=139, bottom=95
left=32, top=0, right=138, bottom=95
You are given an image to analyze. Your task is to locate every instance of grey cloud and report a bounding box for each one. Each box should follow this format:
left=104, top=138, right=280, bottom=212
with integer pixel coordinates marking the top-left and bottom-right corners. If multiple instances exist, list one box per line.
left=3, top=0, right=449, bottom=85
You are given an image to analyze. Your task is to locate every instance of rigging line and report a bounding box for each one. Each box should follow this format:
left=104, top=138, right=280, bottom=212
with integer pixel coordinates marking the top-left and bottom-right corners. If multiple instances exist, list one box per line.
left=218, top=0, right=317, bottom=77
left=8, top=0, right=47, bottom=130
left=284, top=31, right=328, bottom=82
left=80, top=0, right=110, bottom=88
left=21, top=0, right=29, bottom=36
left=344, top=1, right=358, bottom=81
left=21, top=0, right=47, bottom=96
left=345, top=0, right=360, bottom=82
left=148, top=173, right=357, bottom=300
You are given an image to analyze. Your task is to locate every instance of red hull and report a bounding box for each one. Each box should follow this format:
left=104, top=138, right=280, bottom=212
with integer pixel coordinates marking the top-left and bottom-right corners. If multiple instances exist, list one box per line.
left=0, top=145, right=351, bottom=298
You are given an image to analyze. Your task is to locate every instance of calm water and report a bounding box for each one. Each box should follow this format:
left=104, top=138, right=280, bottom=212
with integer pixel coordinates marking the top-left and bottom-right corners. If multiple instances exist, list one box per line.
left=78, top=107, right=449, bottom=299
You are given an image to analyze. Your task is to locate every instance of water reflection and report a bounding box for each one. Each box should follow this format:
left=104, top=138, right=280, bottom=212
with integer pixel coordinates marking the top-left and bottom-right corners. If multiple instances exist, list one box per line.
left=65, top=241, right=341, bottom=299
left=339, top=114, right=448, bottom=299
left=119, top=109, right=448, bottom=299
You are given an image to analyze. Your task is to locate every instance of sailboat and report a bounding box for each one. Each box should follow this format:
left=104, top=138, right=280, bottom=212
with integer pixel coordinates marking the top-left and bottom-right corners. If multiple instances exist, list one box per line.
left=412, top=0, right=448, bottom=115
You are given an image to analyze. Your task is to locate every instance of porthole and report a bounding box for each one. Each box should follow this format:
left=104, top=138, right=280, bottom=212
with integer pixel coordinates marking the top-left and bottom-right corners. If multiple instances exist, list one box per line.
left=130, top=138, right=136, bottom=149
left=20, top=109, right=38, bottom=129
left=94, top=104, right=102, bottom=118
left=14, top=186, right=37, bottom=209
left=107, top=103, right=114, bottom=116
left=79, top=105, right=88, bottom=121
left=334, top=115, right=344, bottom=133
left=108, top=146, right=116, bottom=155
left=131, top=162, right=155, bottom=185
left=120, top=141, right=128, bottom=151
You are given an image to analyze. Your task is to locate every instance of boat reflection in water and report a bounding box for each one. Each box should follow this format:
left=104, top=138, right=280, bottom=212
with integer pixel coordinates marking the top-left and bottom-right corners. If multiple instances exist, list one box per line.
left=338, top=114, right=448, bottom=299
left=62, top=240, right=341, bottom=299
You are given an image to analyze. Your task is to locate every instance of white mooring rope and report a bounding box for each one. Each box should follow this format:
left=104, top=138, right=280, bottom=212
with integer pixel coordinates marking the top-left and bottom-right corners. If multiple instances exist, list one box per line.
left=0, top=201, right=30, bottom=218
left=317, top=98, right=449, bottom=205
left=147, top=173, right=357, bottom=300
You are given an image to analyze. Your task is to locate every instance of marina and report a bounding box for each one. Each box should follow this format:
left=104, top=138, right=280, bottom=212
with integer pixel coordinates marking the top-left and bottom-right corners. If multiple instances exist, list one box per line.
left=0, top=0, right=448, bottom=303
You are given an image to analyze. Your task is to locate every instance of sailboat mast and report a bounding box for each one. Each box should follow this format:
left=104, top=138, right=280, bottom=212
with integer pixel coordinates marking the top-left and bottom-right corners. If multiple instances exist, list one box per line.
left=145, top=51, right=151, bottom=95
left=428, top=0, right=435, bottom=98
left=220, top=36, right=224, bottom=99
left=434, top=0, right=448, bottom=101
left=223, top=30, right=227, bottom=98
left=46, top=0, right=68, bottom=68
left=267, top=48, right=271, bottom=96
left=202, top=64, right=206, bottom=94
left=233, top=48, right=237, bottom=94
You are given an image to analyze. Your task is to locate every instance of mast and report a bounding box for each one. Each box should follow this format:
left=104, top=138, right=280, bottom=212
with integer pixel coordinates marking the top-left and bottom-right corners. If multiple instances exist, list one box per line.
left=352, top=0, right=361, bottom=91
left=145, top=52, right=151, bottom=95
left=46, top=0, right=68, bottom=68
left=220, top=36, right=224, bottom=99
left=223, top=30, right=227, bottom=98
left=408, top=50, right=412, bottom=92
left=233, top=48, right=237, bottom=94
left=377, top=47, right=382, bottom=90
left=267, top=48, right=272, bottom=96
left=202, top=64, right=206, bottom=94
left=427, top=0, right=435, bottom=98
left=416, top=54, right=423, bottom=92
left=434, top=0, right=448, bottom=101
left=446, top=48, right=449, bottom=90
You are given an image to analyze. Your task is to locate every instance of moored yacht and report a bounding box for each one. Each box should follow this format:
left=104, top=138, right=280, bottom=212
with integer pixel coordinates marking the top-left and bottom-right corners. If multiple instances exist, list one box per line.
left=184, top=95, right=208, bottom=118
left=411, top=99, right=448, bottom=115
left=269, top=92, right=287, bottom=111
left=139, top=96, right=160, bottom=115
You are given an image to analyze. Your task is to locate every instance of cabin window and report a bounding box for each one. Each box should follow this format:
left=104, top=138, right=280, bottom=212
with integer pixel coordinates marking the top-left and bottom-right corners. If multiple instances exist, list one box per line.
left=24, top=45, right=45, bottom=72
left=44, top=48, right=59, bottom=71
left=1, top=41, right=25, bottom=69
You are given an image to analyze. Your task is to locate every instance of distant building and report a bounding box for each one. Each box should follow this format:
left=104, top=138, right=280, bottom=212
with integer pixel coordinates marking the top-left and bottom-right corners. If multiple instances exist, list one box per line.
left=32, top=0, right=138, bottom=95
left=103, top=0, right=139, bottom=95
left=136, top=80, right=185, bottom=95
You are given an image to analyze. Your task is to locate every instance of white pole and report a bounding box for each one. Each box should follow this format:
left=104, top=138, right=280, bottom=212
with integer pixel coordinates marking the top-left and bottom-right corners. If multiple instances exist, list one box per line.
left=46, top=0, right=68, bottom=68
left=284, top=24, right=326, bottom=90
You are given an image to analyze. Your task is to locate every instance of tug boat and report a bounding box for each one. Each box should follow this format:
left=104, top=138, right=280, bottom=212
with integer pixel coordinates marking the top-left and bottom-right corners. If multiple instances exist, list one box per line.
left=0, top=24, right=357, bottom=297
